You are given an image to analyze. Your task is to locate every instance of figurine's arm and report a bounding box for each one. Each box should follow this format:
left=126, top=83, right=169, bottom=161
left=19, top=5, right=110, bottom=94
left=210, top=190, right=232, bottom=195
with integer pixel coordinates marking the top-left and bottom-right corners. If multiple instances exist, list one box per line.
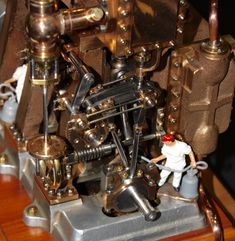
left=189, top=151, right=196, bottom=168
left=151, top=154, right=166, bottom=163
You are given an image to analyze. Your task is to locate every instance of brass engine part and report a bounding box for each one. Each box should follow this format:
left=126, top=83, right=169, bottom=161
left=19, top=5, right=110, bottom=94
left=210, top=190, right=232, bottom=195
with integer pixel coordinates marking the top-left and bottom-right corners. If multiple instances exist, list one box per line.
left=57, top=7, right=104, bottom=34
left=165, top=36, right=235, bottom=157
left=26, top=0, right=60, bottom=86
left=35, top=175, right=79, bottom=205
left=27, top=135, right=76, bottom=202
left=27, top=135, right=67, bottom=160
left=103, top=163, right=160, bottom=220
left=98, top=0, right=187, bottom=56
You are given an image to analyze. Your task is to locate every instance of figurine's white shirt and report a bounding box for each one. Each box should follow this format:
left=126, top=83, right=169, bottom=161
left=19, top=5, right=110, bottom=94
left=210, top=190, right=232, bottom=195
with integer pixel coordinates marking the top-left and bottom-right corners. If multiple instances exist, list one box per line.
left=161, top=140, right=192, bottom=168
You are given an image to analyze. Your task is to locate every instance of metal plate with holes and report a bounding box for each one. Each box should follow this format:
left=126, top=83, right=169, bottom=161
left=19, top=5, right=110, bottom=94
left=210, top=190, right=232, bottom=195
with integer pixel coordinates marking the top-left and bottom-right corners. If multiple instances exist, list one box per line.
left=24, top=181, right=206, bottom=241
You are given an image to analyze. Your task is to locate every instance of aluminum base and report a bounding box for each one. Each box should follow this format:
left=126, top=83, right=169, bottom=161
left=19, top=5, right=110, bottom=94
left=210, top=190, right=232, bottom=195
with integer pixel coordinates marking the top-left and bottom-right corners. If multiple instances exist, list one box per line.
left=0, top=126, right=19, bottom=177
left=24, top=181, right=206, bottom=241
left=19, top=152, right=35, bottom=198
left=0, top=147, right=19, bottom=176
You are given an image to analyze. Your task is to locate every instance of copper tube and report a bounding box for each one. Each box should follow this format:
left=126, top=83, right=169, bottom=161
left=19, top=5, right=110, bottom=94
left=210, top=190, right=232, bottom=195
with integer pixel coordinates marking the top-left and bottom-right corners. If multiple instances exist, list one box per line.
left=209, top=0, right=219, bottom=44
left=198, top=185, right=223, bottom=241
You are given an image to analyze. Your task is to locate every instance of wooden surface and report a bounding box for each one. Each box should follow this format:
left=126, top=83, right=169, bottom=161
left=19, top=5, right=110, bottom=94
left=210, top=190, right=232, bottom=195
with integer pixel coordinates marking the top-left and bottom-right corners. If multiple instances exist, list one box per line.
left=0, top=174, right=234, bottom=241
left=202, top=169, right=235, bottom=226
left=0, top=175, right=52, bottom=241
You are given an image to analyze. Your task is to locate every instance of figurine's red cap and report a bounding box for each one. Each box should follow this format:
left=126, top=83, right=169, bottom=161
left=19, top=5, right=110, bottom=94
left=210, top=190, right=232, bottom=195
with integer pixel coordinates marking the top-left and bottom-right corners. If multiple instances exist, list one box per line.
left=161, top=133, right=174, bottom=142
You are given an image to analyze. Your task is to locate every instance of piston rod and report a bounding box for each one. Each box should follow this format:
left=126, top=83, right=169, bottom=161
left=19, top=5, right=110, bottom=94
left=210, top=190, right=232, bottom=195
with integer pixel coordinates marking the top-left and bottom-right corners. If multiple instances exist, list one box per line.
left=128, top=186, right=158, bottom=221
left=43, top=86, right=49, bottom=145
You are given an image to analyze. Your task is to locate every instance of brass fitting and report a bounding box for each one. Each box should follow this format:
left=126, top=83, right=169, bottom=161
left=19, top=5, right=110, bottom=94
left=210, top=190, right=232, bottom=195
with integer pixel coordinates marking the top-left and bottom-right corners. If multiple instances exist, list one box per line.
left=201, top=0, right=230, bottom=58
left=57, top=7, right=104, bottom=35
left=26, top=0, right=60, bottom=86
left=26, top=0, right=104, bottom=86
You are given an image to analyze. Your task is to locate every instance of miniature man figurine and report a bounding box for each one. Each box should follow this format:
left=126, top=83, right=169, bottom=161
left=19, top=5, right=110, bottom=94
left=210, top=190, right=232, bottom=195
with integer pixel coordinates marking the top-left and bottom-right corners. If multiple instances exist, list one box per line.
left=151, top=133, right=196, bottom=191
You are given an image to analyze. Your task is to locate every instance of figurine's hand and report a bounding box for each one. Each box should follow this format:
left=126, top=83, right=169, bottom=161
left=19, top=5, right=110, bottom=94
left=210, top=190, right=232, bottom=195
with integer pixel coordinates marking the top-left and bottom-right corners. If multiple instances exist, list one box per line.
left=151, top=154, right=165, bottom=163
left=151, top=158, right=159, bottom=163
left=190, top=161, right=197, bottom=169
left=189, top=151, right=196, bottom=168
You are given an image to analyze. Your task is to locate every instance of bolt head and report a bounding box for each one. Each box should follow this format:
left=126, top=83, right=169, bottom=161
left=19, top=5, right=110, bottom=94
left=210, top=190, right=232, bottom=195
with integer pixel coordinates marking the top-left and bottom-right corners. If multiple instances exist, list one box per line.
left=148, top=179, right=155, bottom=186
left=136, top=169, right=143, bottom=177
left=0, top=154, right=7, bottom=164
left=122, top=171, right=129, bottom=179
left=28, top=206, right=38, bottom=216
left=67, top=187, right=74, bottom=195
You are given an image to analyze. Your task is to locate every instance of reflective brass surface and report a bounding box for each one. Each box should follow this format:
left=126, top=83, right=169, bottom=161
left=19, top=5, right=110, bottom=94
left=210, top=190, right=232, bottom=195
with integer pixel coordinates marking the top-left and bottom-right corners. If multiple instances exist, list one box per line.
left=27, top=135, right=66, bottom=160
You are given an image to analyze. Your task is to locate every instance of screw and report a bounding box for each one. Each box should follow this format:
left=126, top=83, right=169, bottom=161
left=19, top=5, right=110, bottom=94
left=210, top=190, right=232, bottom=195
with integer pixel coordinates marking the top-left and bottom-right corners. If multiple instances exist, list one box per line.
left=122, top=171, right=129, bottom=179
left=74, top=138, right=79, bottom=144
left=28, top=206, right=38, bottom=216
left=9, top=125, right=15, bottom=131
left=171, top=74, right=179, bottom=81
left=177, top=28, right=183, bottom=34
left=100, top=24, right=107, bottom=32
left=168, top=116, right=177, bottom=124
left=0, top=154, right=7, bottom=164
left=148, top=179, right=155, bottom=186
left=170, top=104, right=178, bottom=112
left=136, top=169, right=143, bottom=177
left=48, top=188, right=55, bottom=195
left=67, top=187, right=74, bottom=195
left=126, top=48, right=133, bottom=56
left=13, top=131, right=18, bottom=136
left=171, top=89, right=180, bottom=98
left=120, top=38, right=127, bottom=45
left=120, top=10, right=129, bottom=17
left=174, top=62, right=181, bottom=68
left=119, top=24, right=128, bottom=32
left=16, top=136, right=22, bottom=142
left=105, top=165, right=114, bottom=172
left=106, top=184, right=114, bottom=194
left=179, top=14, right=185, bottom=20
left=169, top=41, right=175, bottom=47
left=43, top=182, right=49, bottom=190
left=155, top=42, right=160, bottom=49
left=57, top=190, right=63, bottom=198
left=116, top=165, right=124, bottom=172
left=159, top=112, right=165, bottom=118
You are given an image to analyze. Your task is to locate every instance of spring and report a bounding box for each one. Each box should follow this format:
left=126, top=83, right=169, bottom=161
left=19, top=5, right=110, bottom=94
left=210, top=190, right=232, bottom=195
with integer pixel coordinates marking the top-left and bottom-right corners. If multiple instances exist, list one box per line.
left=77, top=144, right=114, bottom=162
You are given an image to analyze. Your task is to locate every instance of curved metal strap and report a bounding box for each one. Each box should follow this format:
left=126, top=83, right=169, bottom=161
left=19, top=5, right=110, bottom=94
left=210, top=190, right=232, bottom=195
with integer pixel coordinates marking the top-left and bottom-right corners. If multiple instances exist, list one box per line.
left=199, top=185, right=223, bottom=241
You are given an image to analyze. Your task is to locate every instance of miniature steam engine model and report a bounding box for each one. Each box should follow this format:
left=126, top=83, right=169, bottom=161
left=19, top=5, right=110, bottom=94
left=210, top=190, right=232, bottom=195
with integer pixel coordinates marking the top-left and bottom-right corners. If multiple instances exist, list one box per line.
left=0, top=0, right=234, bottom=240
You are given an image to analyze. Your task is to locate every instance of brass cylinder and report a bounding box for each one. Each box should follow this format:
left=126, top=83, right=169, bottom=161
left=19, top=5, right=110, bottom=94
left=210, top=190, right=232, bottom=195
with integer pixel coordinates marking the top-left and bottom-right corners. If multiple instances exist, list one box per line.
left=27, top=0, right=59, bottom=59
left=26, top=1, right=104, bottom=85
left=26, top=0, right=60, bottom=85
left=57, top=7, right=104, bottom=35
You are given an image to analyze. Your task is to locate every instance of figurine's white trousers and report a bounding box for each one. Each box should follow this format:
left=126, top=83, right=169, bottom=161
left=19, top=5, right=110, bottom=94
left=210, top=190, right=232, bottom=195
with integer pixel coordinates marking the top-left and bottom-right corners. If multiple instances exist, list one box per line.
left=158, top=162, right=186, bottom=188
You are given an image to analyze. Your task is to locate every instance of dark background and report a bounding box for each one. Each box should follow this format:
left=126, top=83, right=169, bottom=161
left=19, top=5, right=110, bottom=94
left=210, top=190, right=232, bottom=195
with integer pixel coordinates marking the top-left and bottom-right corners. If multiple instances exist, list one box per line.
left=190, top=0, right=235, bottom=38
left=190, top=0, right=235, bottom=197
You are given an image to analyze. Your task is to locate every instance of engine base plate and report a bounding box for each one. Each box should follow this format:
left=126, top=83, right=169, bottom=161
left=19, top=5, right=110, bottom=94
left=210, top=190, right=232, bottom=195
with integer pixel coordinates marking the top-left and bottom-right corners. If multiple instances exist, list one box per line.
left=24, top=180, right=206, bottom=241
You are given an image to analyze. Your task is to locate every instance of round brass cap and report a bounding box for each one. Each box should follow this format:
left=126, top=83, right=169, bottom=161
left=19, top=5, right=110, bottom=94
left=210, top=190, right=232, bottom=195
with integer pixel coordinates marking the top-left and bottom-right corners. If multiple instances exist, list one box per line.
left=27, top=135, right=67, bottom=160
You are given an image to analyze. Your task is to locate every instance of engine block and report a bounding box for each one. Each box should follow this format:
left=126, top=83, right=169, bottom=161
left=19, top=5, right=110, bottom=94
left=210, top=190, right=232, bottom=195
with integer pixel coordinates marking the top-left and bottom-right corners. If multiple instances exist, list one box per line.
left=0, top=0, right=234, bottom=240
